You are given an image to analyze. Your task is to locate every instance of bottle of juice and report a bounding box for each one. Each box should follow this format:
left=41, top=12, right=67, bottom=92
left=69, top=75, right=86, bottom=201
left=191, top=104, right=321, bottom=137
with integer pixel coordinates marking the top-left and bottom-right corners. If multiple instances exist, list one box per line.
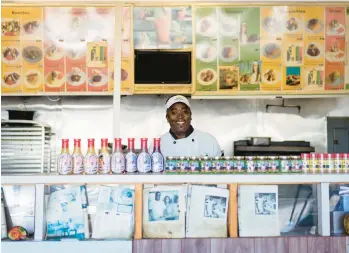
left=151, top=138, right=164, bottom=173
left=111, top=138, right=126, bottom=174
left=125, top=138, right=137, bottom=173
left=98, top=138, right=111, bottom=174
left=137, top=138, right=151, bottom=173
left=57, top=139, right=72, bottom=175
left=84, top=138, right=98, bottom=175
left=72, top=139, right=84, bottom=175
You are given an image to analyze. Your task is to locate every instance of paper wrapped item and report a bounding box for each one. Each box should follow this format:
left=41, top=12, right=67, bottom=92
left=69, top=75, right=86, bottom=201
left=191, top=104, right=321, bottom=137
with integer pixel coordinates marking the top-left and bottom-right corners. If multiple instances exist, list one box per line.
left=186, top=185, right=229, bottom=238
left=92, top=185, right=135, bottom=239
left=143, top=185, right=187, bottom=238
left=238, top=185, right=280, bottom=237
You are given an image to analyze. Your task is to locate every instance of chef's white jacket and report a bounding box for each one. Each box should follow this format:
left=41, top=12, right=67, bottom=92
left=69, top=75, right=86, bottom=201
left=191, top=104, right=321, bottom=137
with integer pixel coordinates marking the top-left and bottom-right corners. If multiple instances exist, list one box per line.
left=150, top=129, right=221, bottom=158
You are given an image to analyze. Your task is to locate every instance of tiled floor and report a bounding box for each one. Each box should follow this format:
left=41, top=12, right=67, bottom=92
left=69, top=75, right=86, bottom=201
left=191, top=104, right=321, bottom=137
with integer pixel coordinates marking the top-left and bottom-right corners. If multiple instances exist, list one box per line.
left=133, top=237, right=347, bottom=253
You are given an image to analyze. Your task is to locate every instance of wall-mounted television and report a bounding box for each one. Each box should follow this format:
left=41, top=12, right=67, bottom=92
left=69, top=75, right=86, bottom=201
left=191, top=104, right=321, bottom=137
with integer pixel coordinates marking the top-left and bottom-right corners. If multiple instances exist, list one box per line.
left=134, top=50, right=192, bottom=84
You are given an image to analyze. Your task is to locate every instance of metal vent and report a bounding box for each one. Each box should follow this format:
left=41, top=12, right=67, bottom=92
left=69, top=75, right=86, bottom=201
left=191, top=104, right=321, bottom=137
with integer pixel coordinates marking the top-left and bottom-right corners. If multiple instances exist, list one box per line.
left=1, top=120, right=53, bottom=174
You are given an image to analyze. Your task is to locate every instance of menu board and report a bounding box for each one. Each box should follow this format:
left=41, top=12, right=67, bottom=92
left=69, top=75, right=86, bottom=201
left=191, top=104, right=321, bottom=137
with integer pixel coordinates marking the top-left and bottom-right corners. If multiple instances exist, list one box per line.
left=121, top=6, right=133, bottom=94
left=1, top=6, right=127, bottom=95
left=194, top=6, right=349, bottom=95
left=346, top=7, right=349, bottom=90
left=133, top=7, right=192, bottom=49
left=133, top=6, right=193, bottom=94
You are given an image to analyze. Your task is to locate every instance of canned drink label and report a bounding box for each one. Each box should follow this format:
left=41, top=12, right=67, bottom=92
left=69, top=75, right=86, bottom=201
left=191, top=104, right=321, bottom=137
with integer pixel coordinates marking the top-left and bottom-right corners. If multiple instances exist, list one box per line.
left=201, top=160, right=212, bottom=172
left=246, top=160, right=255, bottom=173
left=179, top=160, right=189, bottom=173
left=344, top=154, right=349, bottom=173
left=165, top=159, right=177, bottom=173
left=280, top=160, right=289, bottom=173
left=225, top=160, right=235, bottom=172
left=189, top=160, right=200, bottom=173
left=268, top=160, right=279, bottom=172
left=235, top=160, right=245, bottom=172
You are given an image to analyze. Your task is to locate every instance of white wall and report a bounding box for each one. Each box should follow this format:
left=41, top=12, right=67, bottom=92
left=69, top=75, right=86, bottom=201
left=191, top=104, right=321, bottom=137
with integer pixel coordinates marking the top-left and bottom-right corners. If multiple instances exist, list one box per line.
left=2, top=95, right=349, bottom=157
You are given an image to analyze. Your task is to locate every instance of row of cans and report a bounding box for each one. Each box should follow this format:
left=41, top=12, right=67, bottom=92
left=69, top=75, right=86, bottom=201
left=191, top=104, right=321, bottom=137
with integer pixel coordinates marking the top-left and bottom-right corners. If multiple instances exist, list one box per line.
left=165, top=153, right=349, bottom=174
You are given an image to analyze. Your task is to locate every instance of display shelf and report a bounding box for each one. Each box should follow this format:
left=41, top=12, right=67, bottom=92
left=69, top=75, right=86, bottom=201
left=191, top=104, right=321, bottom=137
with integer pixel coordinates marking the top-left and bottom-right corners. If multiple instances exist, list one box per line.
left=1, top=239, right=132, bottom=253
left=2, top=173, right=349, bottom=185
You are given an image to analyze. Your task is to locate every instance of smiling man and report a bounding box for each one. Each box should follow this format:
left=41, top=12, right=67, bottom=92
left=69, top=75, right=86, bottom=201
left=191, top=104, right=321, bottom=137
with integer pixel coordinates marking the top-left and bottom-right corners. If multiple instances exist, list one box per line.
left=159, top=95, right=221, bottom=158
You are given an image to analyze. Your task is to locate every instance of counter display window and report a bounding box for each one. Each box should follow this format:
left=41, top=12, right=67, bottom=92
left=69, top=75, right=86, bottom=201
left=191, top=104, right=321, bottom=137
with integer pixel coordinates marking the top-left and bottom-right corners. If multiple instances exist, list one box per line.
left=329, top=183, right=349, bottom=235
left=238, top=184, right=318, bottom=237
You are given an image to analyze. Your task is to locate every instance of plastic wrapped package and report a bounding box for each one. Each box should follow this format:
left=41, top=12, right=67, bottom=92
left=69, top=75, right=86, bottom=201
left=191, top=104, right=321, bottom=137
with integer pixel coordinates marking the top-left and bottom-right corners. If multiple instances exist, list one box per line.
left=329, top=184, right=349, bottom=235
left=46, top=187, right=85, bottom=240
left=92, top=185, right=135, bottom=239
left=1, top=188, right=7, bottom=239
left=2, top=185, right=35, bottom=235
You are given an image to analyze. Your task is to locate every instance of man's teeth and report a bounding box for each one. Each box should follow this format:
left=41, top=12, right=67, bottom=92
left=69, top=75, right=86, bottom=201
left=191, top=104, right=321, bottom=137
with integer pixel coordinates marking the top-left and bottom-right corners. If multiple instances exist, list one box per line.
left=177, top=122, right=184, bottom=125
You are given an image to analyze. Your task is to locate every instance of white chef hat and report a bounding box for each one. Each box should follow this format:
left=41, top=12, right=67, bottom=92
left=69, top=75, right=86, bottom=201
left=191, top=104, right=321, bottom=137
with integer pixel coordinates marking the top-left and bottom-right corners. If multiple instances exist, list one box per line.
left=166, top=95, right=190, bottom=110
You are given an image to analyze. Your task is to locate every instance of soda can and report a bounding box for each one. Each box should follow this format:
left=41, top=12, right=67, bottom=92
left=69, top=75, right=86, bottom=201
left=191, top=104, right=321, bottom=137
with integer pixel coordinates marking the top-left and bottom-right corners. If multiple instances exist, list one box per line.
left=223, top=156, right=232, bottom=173
left=301, top=153, right=310, bottom=173
left=334, top=154, right=343, bottom=173
left=344, top=153, right=349, bottom=173
left=327, top=154, right=334, bottom=174
left=268, top=156, right=280, bottom=173
left=310, top=153, right=318, bottom=174
left=189, top=157, right=200, bottom=173
left=246, top=156, right=256, bottom=173
left=290, top=156, right=302, bottom=173
left=256, top=156, right=268, bottom=173
left=234, top=156, right=245, bottom=173
left=201, top=156, right=212, bottom=173
left=213, top=156, right=225, bottom=173
left=280, top=156, right=289, bottom=173
left=165, top=156, right=176, bottom=173
left=179, top=156, right=189, bottom=173
left=319, top=153, right=326, bottom=174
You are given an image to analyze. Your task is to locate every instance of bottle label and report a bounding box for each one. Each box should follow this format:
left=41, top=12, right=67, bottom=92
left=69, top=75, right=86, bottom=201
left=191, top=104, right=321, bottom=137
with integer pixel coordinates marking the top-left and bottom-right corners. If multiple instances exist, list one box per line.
left=85, top=154, right=98, bottom=174
left=151, top=152, right=164, bottom=173
left=111, top=152, right=125, bottom=173
left=58, top=153, right=72, bottom=175
left=72, top=154, right=84, bottom=174
left=126, top=152, right=137, bottom=172
left=137, top=152, right=151, bottom=173
left=99, top=152, right=111, bottom=174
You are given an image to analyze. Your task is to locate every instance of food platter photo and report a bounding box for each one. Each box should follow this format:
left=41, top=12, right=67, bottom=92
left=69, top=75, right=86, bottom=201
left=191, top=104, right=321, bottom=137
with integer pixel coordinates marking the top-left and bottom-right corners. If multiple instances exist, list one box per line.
left=262, top=43, right=281, bottom=59
left=88, top=69, right=108, bottom=87
left=196, top=16, right=217, bottom=37
left=305, top=42, right=324, bottom=59
left=45, top=44, right=65, bottom=61
left=305, top=18, right=324, bottom=34
left=262, top=16, right=283, bottom=34
left=2, top=47, right=21, bottom=64
left=285, top=16, right=302, bottom=33
left=196, top=43, right=217, bottom=63
left=66, top=68, right=86, bottom=86
left=262, top=68, right=281, bottom=85
left=219, top=45, right=238, bottom=63
left=2, top=19, right=20, bottom=36
left=24, top=70, right=42, bottom=89
left=326, top=70, right=344, bottom=86
left=22, top=46, right=43, bottom=64
left=219, top=14, right=239, bottom=37
left=326, top=19, right=345, bottom=36
left=45, top=71, right=65, bottom=88
left=22, top=20, right=41, bottom=36
left=326, top=47, right=345, bottom=62
left=2, top=72, right=21, bottom=88
left=197, top=68, right=217, bottom=86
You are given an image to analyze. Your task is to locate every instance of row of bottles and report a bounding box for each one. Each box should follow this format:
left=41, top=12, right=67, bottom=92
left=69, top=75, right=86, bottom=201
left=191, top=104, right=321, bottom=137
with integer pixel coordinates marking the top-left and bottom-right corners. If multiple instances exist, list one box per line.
left=57, top=138, right=164, bottom=175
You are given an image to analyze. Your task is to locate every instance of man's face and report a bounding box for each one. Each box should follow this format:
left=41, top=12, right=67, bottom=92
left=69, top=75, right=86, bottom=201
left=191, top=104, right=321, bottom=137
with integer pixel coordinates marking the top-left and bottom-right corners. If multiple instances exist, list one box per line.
left=166, top=102, right=191, bottom=137
left=155, top=192, right=161, bottom=201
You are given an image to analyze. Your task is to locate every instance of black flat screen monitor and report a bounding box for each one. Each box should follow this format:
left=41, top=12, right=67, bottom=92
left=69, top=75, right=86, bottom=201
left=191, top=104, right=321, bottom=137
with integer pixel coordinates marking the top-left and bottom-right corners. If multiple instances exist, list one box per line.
left=134, top=50, right=191, bottom=84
